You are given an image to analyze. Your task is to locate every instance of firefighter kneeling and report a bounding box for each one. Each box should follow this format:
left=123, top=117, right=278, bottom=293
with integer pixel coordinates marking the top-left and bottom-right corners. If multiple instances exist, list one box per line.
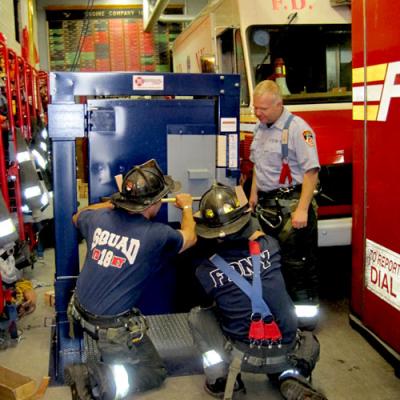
left=189, top=183, right=326, bottom=400
left=66, top=297, right=158, bottom=400
left=65, top=159, right=197, bottom=400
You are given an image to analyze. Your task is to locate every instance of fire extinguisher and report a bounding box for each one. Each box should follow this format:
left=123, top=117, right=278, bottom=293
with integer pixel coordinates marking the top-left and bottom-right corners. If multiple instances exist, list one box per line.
left=273, top=58, right=291, bottom=96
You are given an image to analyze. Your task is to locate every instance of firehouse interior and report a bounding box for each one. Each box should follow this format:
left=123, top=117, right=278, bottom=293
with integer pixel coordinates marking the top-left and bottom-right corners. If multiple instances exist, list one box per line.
left=0, top=1, right=399, bottom=399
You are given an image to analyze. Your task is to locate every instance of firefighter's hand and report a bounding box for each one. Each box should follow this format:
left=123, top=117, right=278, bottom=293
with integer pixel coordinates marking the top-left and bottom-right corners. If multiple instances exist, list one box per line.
left=175, top=193, right=193, bottom=210
left=291, top=208, right=308, bottom=229
left=249, top=192, right=258, bottom=211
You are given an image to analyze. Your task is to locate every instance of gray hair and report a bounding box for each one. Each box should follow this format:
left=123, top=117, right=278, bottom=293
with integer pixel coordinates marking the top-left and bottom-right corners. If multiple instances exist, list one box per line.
left=253, top=80, right=282, bottom=102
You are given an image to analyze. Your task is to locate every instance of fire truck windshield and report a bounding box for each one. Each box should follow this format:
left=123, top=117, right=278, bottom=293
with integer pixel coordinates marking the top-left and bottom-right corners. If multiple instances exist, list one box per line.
left=247, top=24, right=351, bottom=105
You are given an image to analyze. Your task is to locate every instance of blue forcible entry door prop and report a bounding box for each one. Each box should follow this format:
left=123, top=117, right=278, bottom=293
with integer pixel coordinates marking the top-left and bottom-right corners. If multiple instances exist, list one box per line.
left=48, top=72, right=240, bottom=383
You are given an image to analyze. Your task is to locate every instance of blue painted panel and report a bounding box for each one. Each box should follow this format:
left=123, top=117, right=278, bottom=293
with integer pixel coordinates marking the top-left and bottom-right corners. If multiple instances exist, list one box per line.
left=48, top=104, right=85, bottom=139
left=52, top=140, right=80, bottom=282
left=50, top=72, right=240, bottom=101
left=87, top=99, right=216, bottom=212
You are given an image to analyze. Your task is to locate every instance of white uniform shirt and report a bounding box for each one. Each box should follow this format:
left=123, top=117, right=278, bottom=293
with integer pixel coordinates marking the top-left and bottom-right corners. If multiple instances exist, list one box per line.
left=250, top=107, right=320, bottom=192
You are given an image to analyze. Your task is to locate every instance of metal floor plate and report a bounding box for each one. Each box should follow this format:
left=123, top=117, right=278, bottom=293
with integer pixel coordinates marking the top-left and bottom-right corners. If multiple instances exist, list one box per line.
left=146, top=313, right=203, bottom=376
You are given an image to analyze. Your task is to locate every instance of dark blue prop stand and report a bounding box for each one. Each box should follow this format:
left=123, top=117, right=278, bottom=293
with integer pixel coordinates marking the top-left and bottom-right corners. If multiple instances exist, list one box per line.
left=48, top=72, right=240, bottom=383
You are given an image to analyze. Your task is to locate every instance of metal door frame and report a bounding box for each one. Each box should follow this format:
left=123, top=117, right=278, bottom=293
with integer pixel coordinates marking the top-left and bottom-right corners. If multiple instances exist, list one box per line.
left=47, top=71, right=240, bottom=383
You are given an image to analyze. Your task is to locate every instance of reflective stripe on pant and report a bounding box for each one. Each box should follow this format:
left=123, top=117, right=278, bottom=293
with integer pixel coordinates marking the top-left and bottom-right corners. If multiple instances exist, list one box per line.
left=188, top=306, right=230, bottom=382
left=97, top=329, right=167, bottom=393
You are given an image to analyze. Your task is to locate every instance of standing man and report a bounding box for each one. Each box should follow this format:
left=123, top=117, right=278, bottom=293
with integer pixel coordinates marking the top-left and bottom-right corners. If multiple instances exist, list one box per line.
left=249, top=80, right=320, bottom=329
left=65, top=159, right=196, bottom=400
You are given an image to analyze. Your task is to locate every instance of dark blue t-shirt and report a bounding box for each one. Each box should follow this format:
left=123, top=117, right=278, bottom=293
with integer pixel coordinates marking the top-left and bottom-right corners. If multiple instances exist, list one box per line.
left=196, top=235, right=296, bottom=342
left=75, top=208, right=183, bottom=315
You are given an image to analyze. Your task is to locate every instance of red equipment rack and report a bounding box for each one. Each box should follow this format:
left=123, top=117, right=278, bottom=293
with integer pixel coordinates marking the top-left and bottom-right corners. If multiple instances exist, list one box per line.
left=0, top=37, right=25, bottom=240
left=0, top=33, right=50, bottom=252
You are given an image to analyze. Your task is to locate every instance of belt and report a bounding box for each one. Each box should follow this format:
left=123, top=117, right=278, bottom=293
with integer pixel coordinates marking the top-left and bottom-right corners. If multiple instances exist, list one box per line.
left=258, top=185, right=302, bottom=200
left=73, top=298, right=142, bottom=329
left=232, top=347, right=287, bottom=367
left=69, top=299, right=148, bottom=343
left=257, top=198, right=297, bottom=211
left=225, top=339, right=295, bottom=367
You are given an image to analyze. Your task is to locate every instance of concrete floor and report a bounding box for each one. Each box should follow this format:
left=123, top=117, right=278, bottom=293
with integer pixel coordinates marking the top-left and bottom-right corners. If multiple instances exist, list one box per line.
left=1, top=247, right=400, bottom=400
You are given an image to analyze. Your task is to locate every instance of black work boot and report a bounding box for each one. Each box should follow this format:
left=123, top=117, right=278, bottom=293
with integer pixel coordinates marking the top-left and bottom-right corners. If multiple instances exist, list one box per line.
left=204, top=373, right=246, bottom=398
left=279, top=374, right=327, bottom=400
left=87, top=361, right=117, bottom=400
left=64, top=363, right=94, bottom=400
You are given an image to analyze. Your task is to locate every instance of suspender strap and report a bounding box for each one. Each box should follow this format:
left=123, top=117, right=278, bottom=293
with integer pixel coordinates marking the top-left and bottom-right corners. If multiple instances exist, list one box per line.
left=210, top=241, right=283, bottom=345
left=210, top=249, right=272, bottom=319
left=249, top=241, right=264, bottom=317
left=279, top=114, right=294, bottom=185
left=211, top=242, right=284, bottom=397
left=223, top=354, right=243, bottom=400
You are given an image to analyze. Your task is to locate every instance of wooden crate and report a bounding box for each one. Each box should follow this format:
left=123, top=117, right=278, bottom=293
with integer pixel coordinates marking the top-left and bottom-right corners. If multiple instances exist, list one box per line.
left=0, top=366, right=36, bottom=400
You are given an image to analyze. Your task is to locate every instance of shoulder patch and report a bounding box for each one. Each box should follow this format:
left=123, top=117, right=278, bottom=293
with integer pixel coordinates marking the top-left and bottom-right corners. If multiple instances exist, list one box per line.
left=302, top=130, right=314, bottom=147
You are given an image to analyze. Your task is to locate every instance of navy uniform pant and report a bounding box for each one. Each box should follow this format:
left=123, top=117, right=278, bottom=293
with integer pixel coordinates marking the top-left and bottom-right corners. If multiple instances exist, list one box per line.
left=258, top=195, right=319, bottom=304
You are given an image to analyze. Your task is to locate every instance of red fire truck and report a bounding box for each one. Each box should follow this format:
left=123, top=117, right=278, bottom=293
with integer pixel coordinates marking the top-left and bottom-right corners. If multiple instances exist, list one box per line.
left=351, top=0, right=400, bottom=374
left=172, top=0, right=353, bottom=247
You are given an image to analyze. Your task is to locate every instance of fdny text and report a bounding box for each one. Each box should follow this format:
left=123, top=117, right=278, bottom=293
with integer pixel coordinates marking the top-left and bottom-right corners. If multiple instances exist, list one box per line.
left=210, top=249, right=272, bottom=287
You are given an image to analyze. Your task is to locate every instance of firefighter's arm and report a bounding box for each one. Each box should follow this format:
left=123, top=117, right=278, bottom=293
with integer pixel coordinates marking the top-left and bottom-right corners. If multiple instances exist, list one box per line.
left=291, top=168, right=319, bottom=229
left=249, top=168, right=258, bottom=210
left=175, top=193, right=197, bottom=253
left=72, top=201, right=114, bottom=225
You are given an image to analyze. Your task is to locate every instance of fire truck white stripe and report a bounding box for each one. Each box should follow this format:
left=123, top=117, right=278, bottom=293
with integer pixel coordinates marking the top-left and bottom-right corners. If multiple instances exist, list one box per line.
left=353, top=84, right=383, bottom=102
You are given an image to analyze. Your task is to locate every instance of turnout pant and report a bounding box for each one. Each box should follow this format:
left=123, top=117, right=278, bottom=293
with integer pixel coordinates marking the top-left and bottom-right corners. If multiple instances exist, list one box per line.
left=188, top=306, right=320, bottom=383
left=96, top=329, right=167, bottom=393
left=68, top=296, right=167, bottom=395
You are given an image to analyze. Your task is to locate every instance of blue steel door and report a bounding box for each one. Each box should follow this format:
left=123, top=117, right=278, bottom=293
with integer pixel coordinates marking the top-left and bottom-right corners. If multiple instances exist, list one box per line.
left=87, top=98, right=216, bottom=313
left=88, top=98, right=216, bottom=220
